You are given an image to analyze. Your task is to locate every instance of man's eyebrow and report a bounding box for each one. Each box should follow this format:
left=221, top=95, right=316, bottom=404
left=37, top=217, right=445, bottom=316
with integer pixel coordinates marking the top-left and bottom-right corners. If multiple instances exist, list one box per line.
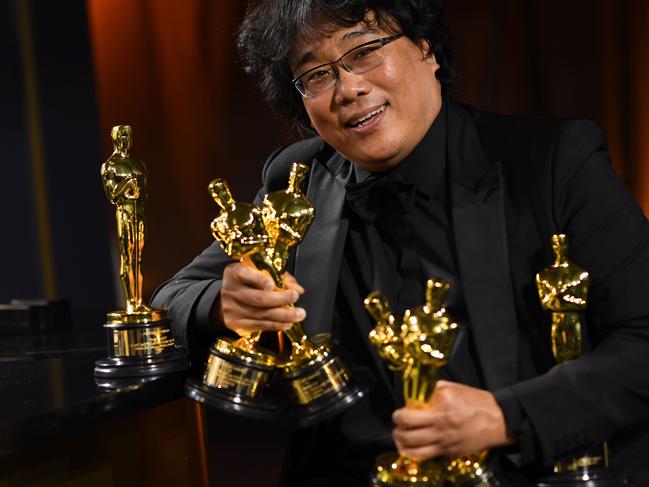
left=341, top=28, right=372, bottom=41
left=291, top=29, right=373, bottom=74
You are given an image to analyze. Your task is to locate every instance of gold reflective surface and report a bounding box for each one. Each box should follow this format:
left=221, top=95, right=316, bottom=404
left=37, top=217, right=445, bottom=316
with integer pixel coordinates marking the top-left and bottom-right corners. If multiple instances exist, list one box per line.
left=365, top=279, right=461, bottom=486
left=203, top=339, right=273, bottom=399
left=208, top=163, right=314, bottom=357
left=367, top=293, right=409, bottom=371
left=366, top=280, right=493, bottom=485
left=536, top=234, right=589, bottom=362
left=100, top=125, right=174, bottom=359
left=537, top=234, right=608, bottom=472
left=208, top=177, right=280, bottom=356
left=286, top=355, right=350, bottom=405
left=262, top=163, right=314, bottom=285
left=209, top=164, right=355, bottom=408
left=261, top=163, right=315, bottom=360
left=446, top=451, right=492, bottom=485
left=106, top=309, right=166, bottom=324
left=111, top=325, right=175, bottom=357
left=101, top=125, right=161, bottom=319
left=374, top=452, right=444, bottom=487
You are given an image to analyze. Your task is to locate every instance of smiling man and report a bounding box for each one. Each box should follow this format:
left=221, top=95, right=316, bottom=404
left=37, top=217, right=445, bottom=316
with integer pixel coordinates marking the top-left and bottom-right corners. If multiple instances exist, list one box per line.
left=290, top=27, right=441, bottom=172
left=152, top=1, right=649, bottom=486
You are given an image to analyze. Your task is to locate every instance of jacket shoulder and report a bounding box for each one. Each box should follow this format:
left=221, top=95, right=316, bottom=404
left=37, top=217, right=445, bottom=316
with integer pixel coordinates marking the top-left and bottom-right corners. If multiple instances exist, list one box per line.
left=261, top=136, right=331, bottom=191
left=473, top=110, right=605, bottom=164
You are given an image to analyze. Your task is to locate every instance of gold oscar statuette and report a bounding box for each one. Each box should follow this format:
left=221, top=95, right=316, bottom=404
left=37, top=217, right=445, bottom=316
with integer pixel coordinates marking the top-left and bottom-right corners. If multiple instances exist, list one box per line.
left=186, top=163, right=365, bottom=422
left=264, top=164, right=366, bottom=427
left=365, top=279, right=454, bottom=487
left=446, top=452, right=497, bottom=487
left=185, top=177, right=282, bottom=419
left=535, top=234, right=624, bottom=486
left=94, top=125, right=188, bottom=386
left=365, top=279, right=497, bottom=487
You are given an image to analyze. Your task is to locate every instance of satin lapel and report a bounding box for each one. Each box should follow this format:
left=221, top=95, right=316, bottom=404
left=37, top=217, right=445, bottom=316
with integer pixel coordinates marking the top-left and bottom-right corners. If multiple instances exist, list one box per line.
left=294, top=154, right=351, bottom=336
left=447, top=101, right=519, bottom=390
left=294, top=154, right=398, bottom=401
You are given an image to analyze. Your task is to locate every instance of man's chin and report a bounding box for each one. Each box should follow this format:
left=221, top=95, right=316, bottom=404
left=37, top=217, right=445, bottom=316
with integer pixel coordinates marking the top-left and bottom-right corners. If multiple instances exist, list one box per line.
left=350, top=153, right=403, bottom=173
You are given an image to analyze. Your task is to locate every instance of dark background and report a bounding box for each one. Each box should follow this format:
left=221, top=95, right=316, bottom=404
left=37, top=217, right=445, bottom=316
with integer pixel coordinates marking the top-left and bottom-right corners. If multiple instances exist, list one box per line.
left=3, top=0, right=648, bottom=330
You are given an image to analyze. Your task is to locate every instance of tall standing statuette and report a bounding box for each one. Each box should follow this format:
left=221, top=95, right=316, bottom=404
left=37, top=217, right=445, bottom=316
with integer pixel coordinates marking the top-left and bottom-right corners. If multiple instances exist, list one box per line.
left=186, top=163, right=366, bottom=424
left=95, top=125, right=188, bottom=384
left=185, top=176, right=282, bottom=419
left=536, top=234, right=589, bottom=363
left=535, top=234, right=624, bottom=487
left=365, top=279, right=498, bottom=487
left=265, top=165, right=366, bottom=426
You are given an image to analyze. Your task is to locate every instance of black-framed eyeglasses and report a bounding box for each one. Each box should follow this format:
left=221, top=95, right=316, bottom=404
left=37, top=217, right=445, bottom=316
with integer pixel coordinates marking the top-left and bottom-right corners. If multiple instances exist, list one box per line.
left=292, top=34, right=403, bottom=98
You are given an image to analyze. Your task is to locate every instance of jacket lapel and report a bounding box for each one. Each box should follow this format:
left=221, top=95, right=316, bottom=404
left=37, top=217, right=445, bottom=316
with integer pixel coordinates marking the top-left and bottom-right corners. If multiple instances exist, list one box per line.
left=294, top=154, right=398, bottom=401
left=447, top=101, right=519, bottom=390
left=294, top=153, right=352, bottom=337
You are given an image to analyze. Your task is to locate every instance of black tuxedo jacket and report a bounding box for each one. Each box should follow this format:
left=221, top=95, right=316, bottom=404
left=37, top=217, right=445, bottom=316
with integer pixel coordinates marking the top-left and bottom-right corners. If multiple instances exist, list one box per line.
left=152, top=99, right=649, bottom=483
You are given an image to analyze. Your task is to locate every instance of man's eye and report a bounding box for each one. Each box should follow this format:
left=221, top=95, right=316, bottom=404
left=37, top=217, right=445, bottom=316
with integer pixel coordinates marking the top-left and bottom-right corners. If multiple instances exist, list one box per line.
left=305, top=70, right=331, bottom=85
left=352, top=46, right=379, bottom=62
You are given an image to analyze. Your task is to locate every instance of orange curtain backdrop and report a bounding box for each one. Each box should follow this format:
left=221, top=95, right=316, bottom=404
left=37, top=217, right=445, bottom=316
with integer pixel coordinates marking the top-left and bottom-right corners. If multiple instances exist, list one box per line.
left=86, top=0, right=291, bottom=298
left=629, top=0, right=649, bottom=212
left=442, top=0, right=649, bottom=215
left=87, top=0, right=649, bottom=298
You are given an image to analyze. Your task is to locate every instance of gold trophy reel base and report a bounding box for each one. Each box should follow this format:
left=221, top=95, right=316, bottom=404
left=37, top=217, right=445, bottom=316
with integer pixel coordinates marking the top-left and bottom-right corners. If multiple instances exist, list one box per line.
left=280, top=334, right=367, bottom=428
left=447, top=454, right=501, bottom=487
left=370, top=452, right=445, bottom=487
left=536, top=444, right=624, bottom=486
left=94, top=318, right=189, bottom=387
left=536, top=465, right=626, bottom=487
left=184, top=337, right=285, bottom=421
left=106, top=309, right=167, bottom=324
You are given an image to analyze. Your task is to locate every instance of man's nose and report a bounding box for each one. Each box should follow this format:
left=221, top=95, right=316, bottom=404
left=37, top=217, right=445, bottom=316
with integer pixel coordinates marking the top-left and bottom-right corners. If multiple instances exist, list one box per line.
left=333, top=69, right=372, bottom=104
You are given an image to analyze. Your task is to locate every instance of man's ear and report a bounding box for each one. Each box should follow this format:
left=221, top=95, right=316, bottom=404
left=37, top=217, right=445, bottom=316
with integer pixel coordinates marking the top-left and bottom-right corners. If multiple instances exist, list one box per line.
left=418, top=39, right=439, bottom=72
left=418, top=38, right=432, bottom=58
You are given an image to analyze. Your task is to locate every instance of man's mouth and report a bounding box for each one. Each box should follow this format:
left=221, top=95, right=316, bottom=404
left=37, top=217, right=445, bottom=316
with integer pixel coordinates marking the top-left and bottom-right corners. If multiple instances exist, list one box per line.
left=348, top=104, right=387, bottom=128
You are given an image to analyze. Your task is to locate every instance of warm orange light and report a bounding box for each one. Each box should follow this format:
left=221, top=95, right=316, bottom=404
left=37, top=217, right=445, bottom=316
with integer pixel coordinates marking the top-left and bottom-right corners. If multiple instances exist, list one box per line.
left=277, top=331, right=285, bottom=354
left=633, top=1, right=649, bottom=218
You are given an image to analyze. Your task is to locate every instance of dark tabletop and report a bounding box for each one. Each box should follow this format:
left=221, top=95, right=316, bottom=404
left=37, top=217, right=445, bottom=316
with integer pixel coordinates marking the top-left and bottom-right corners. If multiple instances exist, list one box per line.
left=0, top=329, right=186, bottom=455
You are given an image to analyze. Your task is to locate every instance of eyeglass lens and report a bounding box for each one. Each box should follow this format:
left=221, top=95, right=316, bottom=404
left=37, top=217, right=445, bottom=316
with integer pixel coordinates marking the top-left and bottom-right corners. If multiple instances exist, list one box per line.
left=296, top=39, right=391, bottom=97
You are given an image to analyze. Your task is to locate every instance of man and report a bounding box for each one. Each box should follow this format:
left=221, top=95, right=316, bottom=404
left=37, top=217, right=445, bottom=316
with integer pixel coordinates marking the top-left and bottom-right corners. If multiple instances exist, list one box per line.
left=152, top=1, right=649, bottom=485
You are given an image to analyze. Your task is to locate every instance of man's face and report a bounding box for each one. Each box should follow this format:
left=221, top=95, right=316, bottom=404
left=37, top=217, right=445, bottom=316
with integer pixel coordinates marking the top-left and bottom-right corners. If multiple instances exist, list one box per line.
left=290, top=22, right=442, bottom=172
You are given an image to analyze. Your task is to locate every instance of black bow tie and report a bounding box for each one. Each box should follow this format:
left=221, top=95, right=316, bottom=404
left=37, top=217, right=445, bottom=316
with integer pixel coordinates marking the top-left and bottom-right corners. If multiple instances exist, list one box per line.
left=345, top=175, right=416, bottom=224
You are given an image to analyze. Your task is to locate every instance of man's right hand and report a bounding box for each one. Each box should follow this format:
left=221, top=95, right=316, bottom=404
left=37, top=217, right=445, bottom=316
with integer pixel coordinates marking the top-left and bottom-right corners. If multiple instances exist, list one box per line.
left=213, top=262, right=306, bottom=335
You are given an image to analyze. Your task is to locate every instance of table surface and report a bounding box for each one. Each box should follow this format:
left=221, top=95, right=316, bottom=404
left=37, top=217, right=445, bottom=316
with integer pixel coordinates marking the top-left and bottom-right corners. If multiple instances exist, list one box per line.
left=0, top=329, right=186, bottom=455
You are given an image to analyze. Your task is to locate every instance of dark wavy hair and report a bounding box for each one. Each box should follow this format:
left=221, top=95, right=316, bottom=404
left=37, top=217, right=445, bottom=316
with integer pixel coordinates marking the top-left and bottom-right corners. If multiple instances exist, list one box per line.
left=237, top=0, right=457, bottom=134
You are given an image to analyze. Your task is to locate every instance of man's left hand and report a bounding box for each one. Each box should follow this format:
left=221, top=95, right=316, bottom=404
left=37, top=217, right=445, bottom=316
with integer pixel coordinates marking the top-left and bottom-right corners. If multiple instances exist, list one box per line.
left=392, top=380, right=514, bottom=460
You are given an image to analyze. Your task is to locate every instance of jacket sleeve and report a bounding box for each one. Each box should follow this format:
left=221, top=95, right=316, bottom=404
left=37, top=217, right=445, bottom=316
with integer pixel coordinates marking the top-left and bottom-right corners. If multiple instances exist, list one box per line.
left=499, top=120, right=649, bottom=469
left=150, top=240, right=236, bottom=354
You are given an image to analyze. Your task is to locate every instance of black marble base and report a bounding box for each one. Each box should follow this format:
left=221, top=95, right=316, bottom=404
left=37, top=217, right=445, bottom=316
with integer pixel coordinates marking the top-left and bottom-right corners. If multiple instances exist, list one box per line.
left=185, top=377, right=285, bottom=421
left=94, top=370, right=185, bottom=390
left=289, top=372, right=367, bottom=428
left=536, top=468, right=626, bottom=487
left=94, top=350, right=189, bottom=378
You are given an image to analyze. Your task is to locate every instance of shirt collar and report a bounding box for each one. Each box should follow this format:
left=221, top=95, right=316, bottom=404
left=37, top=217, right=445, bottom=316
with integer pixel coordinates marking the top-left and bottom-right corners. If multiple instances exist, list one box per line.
left=353, top=98, right=447, bottom=199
